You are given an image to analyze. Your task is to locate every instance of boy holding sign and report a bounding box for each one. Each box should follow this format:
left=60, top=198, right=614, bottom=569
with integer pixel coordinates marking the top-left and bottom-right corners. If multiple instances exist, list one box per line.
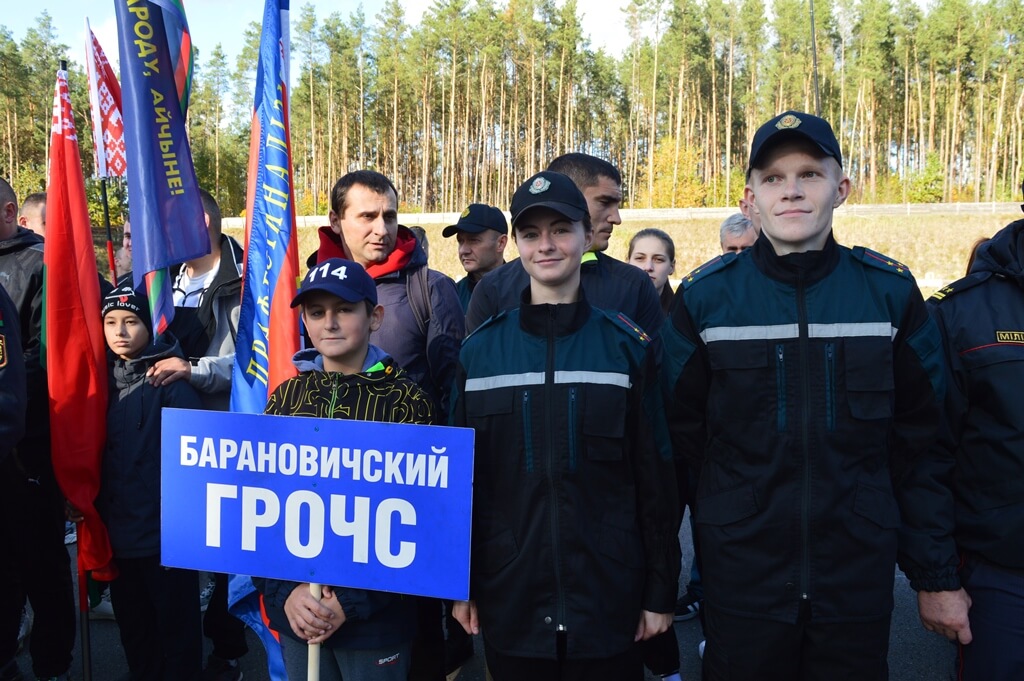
left=252, top=258, right=434, bottom=680
left=450, top=171, right=680, bottom=680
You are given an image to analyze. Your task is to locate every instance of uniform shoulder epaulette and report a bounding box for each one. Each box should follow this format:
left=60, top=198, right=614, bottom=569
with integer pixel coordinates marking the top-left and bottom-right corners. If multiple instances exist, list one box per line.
left=852, top=247, right=913, bottom=278
left=462, top=309, right=509, bottom=344
left=927, top=271, right=992, bottom=304
left=596, top=308, right=652, bottom=346
left=680, top=253, right=738, bottom=289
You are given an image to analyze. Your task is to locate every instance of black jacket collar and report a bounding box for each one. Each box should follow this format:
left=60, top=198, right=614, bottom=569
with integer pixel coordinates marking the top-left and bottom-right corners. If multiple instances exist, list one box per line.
left=751, top=230, right=840, bottom=286
left=518, top=286, right=592, bottom=337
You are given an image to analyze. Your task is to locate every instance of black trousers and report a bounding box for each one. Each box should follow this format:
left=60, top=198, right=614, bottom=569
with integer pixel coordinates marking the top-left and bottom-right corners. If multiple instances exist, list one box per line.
left=959, top=554, right=1024, bottom=681
left=109, top=556, right=202, bottom=681
left=702, top=604, right=891, bottom=681
left=203, top=572, right=249, bottom=660
left=409, top=597, right=446, bottom=681
left=639, top=625, right=681, bottom=675
left=484, top=634, right=643, bottom=681
left=0, top=458, right=75, bottom=677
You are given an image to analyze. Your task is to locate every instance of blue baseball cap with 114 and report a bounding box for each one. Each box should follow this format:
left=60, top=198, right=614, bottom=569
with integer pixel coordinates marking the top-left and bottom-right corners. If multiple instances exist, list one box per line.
left=291, top=258, right=378, bottom=307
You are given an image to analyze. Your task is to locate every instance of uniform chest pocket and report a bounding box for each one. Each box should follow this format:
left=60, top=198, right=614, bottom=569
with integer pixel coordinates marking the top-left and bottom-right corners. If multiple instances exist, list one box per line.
left=844, top=339, right=894, bottom=420
left=464, top=386, right=515, bottom=419
left=707, top=341, right=773, bottom=428
left=708, top=341, right=769, bottom=370
left=960, top=344, right=1024, bottom=372
left=466, top=386, right=531, bottom=472
left=582, top=385, right=627, bottom=461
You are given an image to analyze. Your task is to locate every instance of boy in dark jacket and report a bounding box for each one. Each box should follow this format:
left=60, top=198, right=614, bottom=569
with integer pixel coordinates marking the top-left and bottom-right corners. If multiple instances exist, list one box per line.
left=99, top=285, right=204, bottom=680
left=254, top=258, right=433, bottom=681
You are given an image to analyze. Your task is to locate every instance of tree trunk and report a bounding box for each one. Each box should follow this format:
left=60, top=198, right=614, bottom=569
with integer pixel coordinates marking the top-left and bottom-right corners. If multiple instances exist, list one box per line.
left=988, top=69, right=1008, bottom=202
left=725, top=33, right=734, bottom=204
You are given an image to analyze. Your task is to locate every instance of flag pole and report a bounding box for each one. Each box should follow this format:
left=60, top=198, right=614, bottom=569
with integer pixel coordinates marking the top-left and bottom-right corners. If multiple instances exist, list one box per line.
left=100, top=178, right=116, bottom=284
left=308, top=583, right=322, bottom=681
left=77, top=555, right=93, bottom=681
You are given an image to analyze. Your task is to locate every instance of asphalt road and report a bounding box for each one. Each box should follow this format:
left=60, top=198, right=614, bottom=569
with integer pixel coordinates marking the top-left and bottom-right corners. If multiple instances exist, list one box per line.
left=17, top=511, right=957, bottom=680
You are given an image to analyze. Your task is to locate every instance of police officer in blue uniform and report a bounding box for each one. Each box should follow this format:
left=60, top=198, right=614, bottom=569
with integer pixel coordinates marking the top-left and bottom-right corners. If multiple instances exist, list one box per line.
left=918, top=196, right=1024, bottom=680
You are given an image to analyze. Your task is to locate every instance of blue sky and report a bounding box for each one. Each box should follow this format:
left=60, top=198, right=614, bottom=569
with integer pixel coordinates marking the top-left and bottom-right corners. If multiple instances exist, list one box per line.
left=4, top=0, right=628, bottom=78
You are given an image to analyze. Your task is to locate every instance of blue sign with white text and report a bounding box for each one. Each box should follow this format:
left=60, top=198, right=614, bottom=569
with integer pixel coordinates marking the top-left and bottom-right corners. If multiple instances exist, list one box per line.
left=161, top=409, right=474, bottom=600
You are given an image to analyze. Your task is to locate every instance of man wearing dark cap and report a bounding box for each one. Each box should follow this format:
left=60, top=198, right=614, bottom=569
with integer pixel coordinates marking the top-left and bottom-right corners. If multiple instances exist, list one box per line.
left=661, top=111, right=958, bottom=679
left=442, top=204, right=508, bottom=312
left=451, top=171, right=679, bottom=681
left=464, top=154, right=661, bottom=338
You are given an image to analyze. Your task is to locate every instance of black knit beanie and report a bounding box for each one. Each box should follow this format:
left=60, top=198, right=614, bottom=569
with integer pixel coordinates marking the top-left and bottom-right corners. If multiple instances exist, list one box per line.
left=101, top=284, right=153, bottom=337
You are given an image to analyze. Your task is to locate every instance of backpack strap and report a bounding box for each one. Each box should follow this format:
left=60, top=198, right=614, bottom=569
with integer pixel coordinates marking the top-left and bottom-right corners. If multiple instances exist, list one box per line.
left=407, top=265, right=432, bottom=337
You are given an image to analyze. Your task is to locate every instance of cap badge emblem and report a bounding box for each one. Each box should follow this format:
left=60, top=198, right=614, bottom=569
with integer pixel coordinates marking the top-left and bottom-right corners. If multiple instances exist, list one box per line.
left=460, top=207, right=471, bottom=218
left=776, top=114, right=802, bottom=130
left=529, top=177, right=551, bottom=194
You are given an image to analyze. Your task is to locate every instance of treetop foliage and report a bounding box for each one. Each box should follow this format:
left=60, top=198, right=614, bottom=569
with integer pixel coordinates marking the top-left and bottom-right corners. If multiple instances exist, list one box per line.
left=2, top=0, right=1022, bottom=219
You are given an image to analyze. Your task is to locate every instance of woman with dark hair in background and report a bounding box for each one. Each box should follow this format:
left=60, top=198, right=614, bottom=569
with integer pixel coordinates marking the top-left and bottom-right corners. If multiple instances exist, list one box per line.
left=628, top=229, right=676, bottom=314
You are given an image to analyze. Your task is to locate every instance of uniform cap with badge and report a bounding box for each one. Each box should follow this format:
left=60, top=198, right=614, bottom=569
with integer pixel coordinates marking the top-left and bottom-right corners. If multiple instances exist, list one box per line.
left=747, top=111, right=843, bottom=177
left=509, top=171, right=588, bottom=226
left=442, top=204, right=508, bottom=238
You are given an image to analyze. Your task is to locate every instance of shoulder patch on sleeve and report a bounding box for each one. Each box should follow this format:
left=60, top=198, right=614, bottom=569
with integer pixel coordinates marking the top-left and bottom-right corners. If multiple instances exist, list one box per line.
left=852, top=247, right=913, bottom=278
left=596, top=309, right=652, bottom=346
left=927, top=272, right=992, bottom=304
left=680, top=253, right=737, bottom=290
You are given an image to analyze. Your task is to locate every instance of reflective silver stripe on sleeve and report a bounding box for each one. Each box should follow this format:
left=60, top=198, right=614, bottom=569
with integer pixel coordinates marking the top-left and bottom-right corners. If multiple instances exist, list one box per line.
left=807, top=323, right=897, bottom=340
left=465, top=372, right=545, bottom=392
left=554, top=371, right=631, bottom=389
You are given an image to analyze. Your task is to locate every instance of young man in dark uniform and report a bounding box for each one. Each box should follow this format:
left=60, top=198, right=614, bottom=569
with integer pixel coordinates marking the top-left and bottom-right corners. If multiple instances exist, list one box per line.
left=662, top=112, right=959, bottom=680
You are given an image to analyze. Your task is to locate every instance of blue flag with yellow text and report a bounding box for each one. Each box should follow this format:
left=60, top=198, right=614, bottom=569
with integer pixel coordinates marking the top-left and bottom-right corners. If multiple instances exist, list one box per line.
left=115, top=0, right=208, bottom=333
left=227, top=1, right=299, bottom=678
left=230, top=0, right=301, bottom=415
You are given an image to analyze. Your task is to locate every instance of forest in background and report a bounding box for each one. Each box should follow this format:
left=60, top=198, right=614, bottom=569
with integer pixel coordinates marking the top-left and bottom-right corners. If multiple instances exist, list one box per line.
left=1, top=0, right=1023, bottom=220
